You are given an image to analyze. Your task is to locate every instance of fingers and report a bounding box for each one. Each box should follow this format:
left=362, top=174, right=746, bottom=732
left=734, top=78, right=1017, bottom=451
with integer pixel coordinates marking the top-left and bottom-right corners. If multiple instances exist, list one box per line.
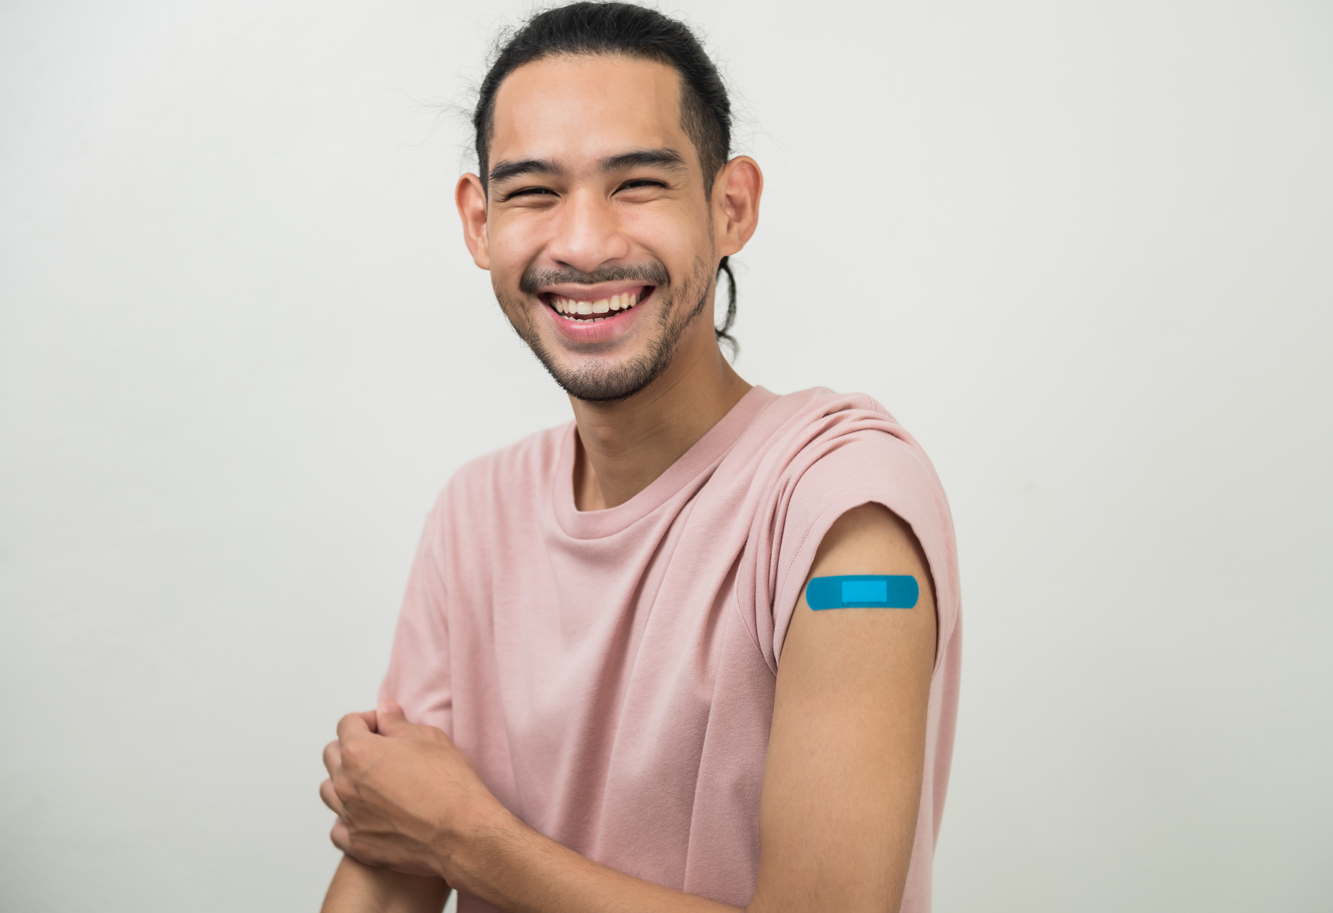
left=374, top=701, right=450, bottom=745
left=330, top=817, right=351, bottom=854
left=319, top=778, right=346, bottom=817
left=322, top=739, right=341, bottom=776
left=375, top=700, right=407, bottom=735
left=336, top=710, right=378, bottom=742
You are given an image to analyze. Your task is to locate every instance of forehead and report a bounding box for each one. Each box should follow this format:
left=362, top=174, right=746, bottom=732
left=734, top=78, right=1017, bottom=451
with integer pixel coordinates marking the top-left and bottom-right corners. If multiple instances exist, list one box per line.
left=489, top=54, right=695, bottom=169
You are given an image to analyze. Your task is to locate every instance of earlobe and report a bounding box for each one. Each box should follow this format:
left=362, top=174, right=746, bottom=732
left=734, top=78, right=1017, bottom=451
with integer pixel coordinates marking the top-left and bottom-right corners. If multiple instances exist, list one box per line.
left=456, top=173, right=491, bottom=270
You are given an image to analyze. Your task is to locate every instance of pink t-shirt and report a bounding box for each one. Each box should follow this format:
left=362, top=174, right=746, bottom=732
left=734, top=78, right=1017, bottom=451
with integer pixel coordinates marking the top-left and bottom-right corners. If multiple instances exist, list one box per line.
left=381, top=386, right=962, bottom=912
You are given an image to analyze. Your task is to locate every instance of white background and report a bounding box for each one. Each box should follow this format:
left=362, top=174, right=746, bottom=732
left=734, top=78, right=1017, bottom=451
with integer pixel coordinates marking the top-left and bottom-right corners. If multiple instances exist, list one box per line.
left=2, top=1, right=1330, bottom=910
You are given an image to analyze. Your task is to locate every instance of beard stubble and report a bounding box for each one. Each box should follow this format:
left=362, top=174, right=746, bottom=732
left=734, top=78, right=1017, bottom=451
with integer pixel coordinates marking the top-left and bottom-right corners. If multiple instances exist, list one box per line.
left=498, top=256, right=713, bottom=404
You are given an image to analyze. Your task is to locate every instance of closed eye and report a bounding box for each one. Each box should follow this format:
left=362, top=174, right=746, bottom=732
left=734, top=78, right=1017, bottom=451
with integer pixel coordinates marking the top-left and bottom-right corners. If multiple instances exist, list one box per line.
left=500, top=186, right=558, bottom=202
left=616, top=179, right=668, bottom=193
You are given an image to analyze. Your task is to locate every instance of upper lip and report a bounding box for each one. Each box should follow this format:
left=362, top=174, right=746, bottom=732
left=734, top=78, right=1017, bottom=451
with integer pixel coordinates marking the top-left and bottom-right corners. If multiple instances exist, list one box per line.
left=540, top=282, right=653, bottom=302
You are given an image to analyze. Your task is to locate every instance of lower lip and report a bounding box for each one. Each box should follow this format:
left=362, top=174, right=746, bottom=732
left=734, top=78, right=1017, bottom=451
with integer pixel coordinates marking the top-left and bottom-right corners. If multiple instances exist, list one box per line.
left=545, top=291, right=651, bottom=344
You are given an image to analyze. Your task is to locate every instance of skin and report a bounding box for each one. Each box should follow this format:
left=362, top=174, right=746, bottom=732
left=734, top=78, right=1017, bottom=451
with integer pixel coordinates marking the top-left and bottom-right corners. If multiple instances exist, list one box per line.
left=459, top=52, right=757, bottom=510
left=320, top=53, right=937, bottom=913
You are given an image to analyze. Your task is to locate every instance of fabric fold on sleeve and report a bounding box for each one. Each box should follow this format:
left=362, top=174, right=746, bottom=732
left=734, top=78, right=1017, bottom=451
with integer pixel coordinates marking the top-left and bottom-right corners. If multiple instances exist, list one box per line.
left=739, top=392, right=960, bottom=674
left=378, top=503, right=454, bottom=739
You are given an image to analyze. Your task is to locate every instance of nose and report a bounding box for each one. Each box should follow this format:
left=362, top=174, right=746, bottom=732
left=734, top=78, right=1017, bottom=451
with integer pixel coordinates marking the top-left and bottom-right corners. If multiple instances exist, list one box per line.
left=545, top=188, right=630, bottom=275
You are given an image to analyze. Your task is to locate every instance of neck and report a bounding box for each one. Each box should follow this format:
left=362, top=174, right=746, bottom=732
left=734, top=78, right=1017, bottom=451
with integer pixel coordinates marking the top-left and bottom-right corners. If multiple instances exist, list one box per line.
left=570, top=337, right=751, bottom=511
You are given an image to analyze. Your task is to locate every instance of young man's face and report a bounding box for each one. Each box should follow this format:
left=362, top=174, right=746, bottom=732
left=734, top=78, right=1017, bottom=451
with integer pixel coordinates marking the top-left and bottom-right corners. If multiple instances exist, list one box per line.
left=459, top=54, right=723, bottom=403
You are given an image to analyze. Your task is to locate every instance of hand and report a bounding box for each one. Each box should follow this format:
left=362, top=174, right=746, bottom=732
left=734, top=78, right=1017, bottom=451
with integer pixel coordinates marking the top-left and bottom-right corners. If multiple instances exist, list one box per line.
left=319, top=701, right=501, bottom=881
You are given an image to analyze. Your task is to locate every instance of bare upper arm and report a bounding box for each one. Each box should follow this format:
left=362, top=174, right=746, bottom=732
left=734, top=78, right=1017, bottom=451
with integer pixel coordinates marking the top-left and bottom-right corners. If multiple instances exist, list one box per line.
left=750, top=503, right=937, bottom=913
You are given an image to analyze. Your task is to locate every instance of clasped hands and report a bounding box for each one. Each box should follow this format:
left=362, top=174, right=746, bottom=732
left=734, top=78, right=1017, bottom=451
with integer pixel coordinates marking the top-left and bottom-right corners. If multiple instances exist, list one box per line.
left=319, top=701, right=503, bottom=882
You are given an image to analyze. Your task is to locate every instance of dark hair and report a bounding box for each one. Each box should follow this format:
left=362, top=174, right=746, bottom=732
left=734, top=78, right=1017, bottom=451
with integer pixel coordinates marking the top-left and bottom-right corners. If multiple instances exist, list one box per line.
left=473, top=1, right=739, bottom=354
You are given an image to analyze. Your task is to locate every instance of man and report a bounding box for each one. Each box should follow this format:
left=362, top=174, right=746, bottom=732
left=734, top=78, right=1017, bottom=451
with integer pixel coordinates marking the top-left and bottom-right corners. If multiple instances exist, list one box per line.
left=319, top=4, right=961, bottom=912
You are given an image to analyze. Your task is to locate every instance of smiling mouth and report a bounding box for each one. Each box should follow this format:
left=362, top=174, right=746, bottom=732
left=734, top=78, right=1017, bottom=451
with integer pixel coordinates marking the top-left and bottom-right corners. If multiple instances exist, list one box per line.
left=545, top=288, right=648, bottom=323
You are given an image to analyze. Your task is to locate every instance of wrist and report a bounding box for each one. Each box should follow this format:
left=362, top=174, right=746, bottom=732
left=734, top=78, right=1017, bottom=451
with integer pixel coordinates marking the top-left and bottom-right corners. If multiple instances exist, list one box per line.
left=437, top=793, right=525, bottom=891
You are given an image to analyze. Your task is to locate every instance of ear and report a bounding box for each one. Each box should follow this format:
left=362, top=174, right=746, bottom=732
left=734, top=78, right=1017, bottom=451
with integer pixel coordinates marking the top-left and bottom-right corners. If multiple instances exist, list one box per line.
left=456, top=173, right=491, bottom=270
left=713, top=155, right=763, bottom=258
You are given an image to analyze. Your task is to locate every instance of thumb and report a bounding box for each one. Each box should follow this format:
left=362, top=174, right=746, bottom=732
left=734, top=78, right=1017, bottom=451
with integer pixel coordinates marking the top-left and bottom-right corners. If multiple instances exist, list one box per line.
left=376, top=699, right=407, bottom=734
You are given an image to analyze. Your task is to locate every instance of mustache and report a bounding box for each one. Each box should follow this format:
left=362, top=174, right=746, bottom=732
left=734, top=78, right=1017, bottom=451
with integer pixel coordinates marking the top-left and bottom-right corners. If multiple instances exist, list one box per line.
left=519, top=262, right=670, bottom=295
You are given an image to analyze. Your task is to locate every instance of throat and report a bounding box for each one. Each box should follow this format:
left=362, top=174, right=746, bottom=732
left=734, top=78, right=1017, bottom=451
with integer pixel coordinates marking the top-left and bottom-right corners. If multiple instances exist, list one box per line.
left=569, top=358, right=753, bottom=512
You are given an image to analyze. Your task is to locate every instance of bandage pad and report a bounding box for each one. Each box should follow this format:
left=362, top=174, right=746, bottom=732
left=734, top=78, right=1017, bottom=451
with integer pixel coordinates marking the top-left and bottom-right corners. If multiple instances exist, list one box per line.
left=806, top=575, right=919, bottom=610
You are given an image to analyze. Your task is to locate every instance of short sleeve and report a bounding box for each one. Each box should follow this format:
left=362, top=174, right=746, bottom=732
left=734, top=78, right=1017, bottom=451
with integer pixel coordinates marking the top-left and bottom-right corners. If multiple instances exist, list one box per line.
left=768, top=425, right=960, bottom=669
left=378, top=508, right=454, bottom=738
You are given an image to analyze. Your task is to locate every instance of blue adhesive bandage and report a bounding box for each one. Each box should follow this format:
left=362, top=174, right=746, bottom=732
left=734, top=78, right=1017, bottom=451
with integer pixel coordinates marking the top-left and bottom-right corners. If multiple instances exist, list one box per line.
left=806, top=575, right=919, bottom=610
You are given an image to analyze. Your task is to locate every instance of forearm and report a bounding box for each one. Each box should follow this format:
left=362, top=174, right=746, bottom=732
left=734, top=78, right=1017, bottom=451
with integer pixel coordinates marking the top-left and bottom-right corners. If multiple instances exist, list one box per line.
left=321, top=855, right=449, bottom=913
left=447, top=808, right=742, bottom=913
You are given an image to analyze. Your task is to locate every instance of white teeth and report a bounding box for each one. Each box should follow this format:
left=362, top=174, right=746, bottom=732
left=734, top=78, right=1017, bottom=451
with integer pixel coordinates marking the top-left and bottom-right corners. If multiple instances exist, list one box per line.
left=550, top=290, right=643, bottom=319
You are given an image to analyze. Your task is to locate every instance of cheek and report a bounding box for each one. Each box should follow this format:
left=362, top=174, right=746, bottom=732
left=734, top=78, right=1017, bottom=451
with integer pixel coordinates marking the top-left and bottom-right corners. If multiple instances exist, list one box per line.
left=622, top=205, right=712, bottom=272
left=489, top=214, right=551, bottom=281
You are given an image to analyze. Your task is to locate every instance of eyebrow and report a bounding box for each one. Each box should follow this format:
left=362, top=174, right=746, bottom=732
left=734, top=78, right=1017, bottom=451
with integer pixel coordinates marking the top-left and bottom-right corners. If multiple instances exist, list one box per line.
left=489, top=157, right=560, bottom=187
left=488, top=147, right=688, bottom=188
left=600, top=148, right=687, bottom=173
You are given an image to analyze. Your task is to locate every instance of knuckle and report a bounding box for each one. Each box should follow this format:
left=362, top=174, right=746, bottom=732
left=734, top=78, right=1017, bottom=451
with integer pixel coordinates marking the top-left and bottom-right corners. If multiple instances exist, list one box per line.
left=340, top=738, right=367, bottom=768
